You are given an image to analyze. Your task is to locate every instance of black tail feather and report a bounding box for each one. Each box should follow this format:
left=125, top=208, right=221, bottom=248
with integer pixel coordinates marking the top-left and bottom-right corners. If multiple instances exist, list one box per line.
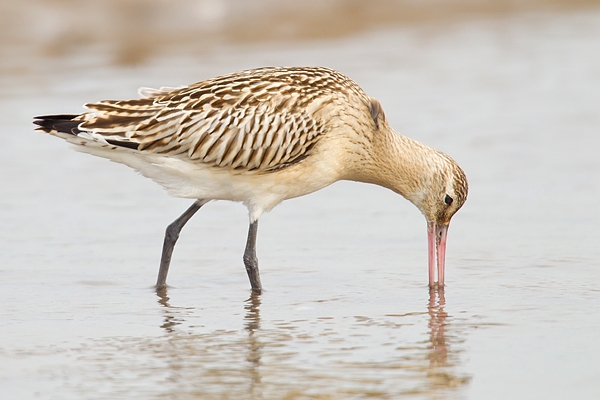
left=34, top=114, right=141, bottom=151
left=33, top=114, right=82, bottom=135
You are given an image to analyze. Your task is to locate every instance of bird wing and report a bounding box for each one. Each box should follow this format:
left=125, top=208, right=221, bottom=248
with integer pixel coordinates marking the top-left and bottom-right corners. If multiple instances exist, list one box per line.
left=77, top=68, right=341, bottom=173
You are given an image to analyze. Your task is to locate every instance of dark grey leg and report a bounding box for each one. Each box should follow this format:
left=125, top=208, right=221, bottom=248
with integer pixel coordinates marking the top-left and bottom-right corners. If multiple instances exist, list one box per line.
left=243, top=220, right=262, bottom=293
left=155, top=200, right=206, bottom=289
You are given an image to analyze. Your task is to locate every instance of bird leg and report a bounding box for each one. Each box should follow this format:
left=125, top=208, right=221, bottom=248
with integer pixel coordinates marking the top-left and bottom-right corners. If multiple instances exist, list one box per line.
left=155, top=200, right=206, bottom=289
left=243, top=220, right=263, bottom=293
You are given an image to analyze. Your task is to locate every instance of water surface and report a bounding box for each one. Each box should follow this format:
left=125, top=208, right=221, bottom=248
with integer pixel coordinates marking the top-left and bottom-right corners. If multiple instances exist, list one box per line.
left=2, top=6, right=600, bottom=399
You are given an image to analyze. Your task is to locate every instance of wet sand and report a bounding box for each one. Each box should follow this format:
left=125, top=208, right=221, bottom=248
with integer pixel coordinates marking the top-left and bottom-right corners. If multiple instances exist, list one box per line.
left=2, top=4, right=600, bottom=399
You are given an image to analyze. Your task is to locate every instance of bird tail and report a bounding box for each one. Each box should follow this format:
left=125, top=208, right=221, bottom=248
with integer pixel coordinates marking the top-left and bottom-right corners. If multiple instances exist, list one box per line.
left=33, top=114, right=82, bottom=136
left=33, top=113, right=142, bottom=151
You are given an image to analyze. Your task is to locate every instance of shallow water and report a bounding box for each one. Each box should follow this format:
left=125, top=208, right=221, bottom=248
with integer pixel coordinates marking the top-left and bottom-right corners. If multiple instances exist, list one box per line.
left=2, top=6, right=600, bottom=399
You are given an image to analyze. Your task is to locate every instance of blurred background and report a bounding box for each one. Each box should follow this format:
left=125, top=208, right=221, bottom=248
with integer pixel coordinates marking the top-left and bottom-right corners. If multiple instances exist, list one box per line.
left=2, top=1, right=600, bottom=399
left=2, top=0, right=599, bottom=65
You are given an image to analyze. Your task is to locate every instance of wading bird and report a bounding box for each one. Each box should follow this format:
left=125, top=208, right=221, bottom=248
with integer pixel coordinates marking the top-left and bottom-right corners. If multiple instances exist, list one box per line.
left=34, top=66, right=468, bottom=293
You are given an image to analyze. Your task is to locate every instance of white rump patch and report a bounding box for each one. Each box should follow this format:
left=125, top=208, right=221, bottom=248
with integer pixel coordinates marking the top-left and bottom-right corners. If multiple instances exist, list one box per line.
left=138, top=86, right=183, bottom=98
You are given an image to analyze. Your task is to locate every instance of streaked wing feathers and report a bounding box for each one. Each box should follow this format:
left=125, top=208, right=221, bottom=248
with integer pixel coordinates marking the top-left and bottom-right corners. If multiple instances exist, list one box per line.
left=76, top=67, right=371, bottom=172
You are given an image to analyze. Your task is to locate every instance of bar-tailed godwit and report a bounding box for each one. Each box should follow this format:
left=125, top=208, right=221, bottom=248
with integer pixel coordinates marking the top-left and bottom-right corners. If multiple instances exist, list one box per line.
left=34, top=66, right=468, bottom=293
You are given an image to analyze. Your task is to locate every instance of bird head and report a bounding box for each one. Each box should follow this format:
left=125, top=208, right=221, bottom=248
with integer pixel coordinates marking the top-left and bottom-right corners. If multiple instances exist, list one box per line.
left=416, top=159, right=468, bottom=288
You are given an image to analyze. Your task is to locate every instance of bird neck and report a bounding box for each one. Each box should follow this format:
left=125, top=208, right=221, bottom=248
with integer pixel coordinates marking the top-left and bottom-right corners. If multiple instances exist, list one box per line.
left=347, top=123, right=444, bottom=210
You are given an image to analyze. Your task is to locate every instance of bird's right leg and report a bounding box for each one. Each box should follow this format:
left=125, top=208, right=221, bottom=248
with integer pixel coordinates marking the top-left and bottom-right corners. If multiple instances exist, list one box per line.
left=243, top=220, right=263, bottom=293
left=156, top=199, right=207, bottom=289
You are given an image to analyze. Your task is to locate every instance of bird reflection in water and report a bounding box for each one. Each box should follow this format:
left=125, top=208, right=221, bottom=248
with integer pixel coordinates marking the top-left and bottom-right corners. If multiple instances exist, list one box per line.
left=244, top=292, right=263, bottom=399
left=152, top=286, right=468, bottom=397
left=426, top=286, right=470, bottom=389
left=155, top=286, right=193, bottom=332
left=428, top=286, right=448, bottom=367
left=155, top=287, right=265, bottom=398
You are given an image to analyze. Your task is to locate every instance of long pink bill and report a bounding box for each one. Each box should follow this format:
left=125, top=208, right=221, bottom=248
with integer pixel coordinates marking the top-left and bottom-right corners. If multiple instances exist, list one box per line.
left=427, top=222, right=449, bottom=288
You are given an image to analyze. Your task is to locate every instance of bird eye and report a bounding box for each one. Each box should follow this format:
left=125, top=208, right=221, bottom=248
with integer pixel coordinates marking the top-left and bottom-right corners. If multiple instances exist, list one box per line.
left=444, top=195, right=453, bottom=205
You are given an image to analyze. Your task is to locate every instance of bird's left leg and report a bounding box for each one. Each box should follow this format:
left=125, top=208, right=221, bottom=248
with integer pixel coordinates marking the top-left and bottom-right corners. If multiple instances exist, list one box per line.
left=156, top=199, right=207, bottom=289
left=243, top=220, right=262, bottom=293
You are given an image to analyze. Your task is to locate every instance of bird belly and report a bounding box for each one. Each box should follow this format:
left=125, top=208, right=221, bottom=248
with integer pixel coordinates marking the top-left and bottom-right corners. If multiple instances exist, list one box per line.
left=70, top=140, right=340, bottom=220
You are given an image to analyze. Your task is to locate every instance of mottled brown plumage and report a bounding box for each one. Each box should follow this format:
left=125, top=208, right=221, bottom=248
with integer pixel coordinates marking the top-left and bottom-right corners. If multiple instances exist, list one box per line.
left=34, top=66, right=468, bottom=292
left=74, top=67, right=373, bottom=172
